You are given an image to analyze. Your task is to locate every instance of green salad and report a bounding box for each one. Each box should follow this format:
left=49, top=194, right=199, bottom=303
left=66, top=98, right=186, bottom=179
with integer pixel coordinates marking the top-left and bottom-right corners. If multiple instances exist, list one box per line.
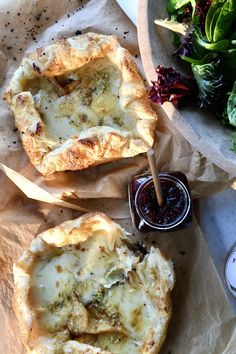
left=150, top=0, right=236, bottom=151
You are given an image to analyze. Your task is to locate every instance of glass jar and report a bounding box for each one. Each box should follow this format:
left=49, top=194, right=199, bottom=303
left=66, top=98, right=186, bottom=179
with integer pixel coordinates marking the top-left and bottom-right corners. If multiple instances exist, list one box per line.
left=225, top=247, right=236, bottom=298
left=128, top=171, right=192, bottom=232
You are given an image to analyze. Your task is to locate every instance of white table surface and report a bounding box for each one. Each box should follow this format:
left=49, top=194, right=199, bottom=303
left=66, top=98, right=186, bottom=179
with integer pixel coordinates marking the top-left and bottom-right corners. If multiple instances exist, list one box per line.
left=116, top=0, right=236, bottom=312
left=116, top=0, right=138, bottom=25
left=199, top=190, right=236, bottom=313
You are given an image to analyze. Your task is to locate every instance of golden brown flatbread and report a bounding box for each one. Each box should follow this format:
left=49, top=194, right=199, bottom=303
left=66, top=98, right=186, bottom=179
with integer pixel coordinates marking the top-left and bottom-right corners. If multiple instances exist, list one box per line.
left=13, top=212, right=174, bottom=353
left=6, top=33, right=157, bottom=175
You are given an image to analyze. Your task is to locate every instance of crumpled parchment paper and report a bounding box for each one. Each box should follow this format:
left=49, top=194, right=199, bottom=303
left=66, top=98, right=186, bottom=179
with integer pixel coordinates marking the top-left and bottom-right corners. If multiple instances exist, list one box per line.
left=0, top=0, right=234, bottom=217
left=0, top=0, right=235, bottom=353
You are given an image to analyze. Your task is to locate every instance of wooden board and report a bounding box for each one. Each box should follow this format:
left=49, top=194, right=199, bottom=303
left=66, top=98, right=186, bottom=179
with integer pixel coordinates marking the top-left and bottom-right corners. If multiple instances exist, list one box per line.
left=137, top=0, right=236, bottom=176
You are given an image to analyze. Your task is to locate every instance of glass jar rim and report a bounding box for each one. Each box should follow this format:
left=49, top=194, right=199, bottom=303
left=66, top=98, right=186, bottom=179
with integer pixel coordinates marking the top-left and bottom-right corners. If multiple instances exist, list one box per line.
left=225, top=247, right=236, bottom=298
left=134, top=173, right=191, bottom=230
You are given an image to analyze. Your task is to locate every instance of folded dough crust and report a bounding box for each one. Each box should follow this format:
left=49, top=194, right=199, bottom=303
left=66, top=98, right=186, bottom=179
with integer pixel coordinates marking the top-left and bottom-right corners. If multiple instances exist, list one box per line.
left=13, top=212, right=174, bottom=354
left=6, top=33, right=157, bottom=175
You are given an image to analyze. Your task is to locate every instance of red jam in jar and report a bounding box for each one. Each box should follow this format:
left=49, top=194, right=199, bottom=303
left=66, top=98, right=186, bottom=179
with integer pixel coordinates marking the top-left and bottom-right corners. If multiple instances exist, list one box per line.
left=128, top=172, right=192, bottom=232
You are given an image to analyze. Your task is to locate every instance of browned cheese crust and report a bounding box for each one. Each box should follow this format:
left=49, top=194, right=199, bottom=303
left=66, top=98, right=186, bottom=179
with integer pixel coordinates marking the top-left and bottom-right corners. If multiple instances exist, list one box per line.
left=13, top=212, right=175, bottom=354
left=6, top=33, right=157, bottom=175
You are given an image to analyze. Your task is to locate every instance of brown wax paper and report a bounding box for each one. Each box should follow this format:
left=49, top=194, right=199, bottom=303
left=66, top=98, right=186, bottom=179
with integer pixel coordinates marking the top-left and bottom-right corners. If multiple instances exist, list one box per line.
left=0, top=0, right=235, bottom=217
left=0, top=0, right=236, bottom=353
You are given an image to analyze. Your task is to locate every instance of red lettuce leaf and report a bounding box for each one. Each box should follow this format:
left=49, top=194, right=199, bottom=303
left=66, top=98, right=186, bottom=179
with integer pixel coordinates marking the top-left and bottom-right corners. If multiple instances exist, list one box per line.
left=148, top=65, right=197, bottom=107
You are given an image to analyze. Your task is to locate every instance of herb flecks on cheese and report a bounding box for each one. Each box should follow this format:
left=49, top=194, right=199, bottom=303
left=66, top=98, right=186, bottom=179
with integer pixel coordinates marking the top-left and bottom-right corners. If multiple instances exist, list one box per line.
left=6, top=34, right=157, bottom=175
left=13, top=213, right=174, bottom=353
left=23, top=58, right=136, bottom=141
left=28, top=233, right=160, bottom=353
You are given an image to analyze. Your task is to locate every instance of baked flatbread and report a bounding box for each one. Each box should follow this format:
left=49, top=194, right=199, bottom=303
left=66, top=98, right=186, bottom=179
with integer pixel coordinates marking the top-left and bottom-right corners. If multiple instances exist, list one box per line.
left=6, top=33, right=157, bottom=175
left=13, top=212, right=174, bottom=353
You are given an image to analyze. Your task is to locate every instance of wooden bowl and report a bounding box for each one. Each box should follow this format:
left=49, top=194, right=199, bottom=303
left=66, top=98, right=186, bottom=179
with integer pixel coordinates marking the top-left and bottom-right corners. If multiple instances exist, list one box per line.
left=138, top=0, right=236, bottom=176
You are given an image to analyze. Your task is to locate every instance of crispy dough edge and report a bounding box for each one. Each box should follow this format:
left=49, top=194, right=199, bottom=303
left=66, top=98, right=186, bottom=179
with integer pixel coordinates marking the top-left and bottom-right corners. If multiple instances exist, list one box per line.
left=141, top=247, right=175, bottom=354
left=153, top=294, right=173, bottom=354
left=13, top=212, right=175, bottom=353
left=12, top=212, right=124, bottom=351
left=6, top=32, right=157, bottom=175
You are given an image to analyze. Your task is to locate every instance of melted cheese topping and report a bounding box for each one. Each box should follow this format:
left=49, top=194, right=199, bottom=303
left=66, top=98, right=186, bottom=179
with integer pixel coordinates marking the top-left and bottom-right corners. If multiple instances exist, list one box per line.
left=29, top=235, right=157, bottom=353
left=23, top=59, right=137, bottom=141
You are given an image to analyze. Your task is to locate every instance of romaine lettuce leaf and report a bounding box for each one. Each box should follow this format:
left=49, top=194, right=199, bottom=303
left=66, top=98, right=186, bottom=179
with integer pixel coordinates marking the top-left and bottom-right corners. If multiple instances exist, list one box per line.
left=167, top=0, right=192, bottom=15
left=205, top=0, right=226, bottom=41
left=227, top=81, right=236, bottom=126
left=213, top=0, right=236, bottom=42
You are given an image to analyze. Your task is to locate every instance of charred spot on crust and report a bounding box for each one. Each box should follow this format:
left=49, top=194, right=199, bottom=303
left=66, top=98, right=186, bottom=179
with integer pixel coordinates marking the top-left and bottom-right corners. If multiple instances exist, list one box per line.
left=123, top=58, right=135, bottom=75
left=32, top=62, right=41, bottom=75
left=36, top=47, right=44, bottom=57
left=36, top=122, right=42, bottom=134
left=29, top=122, right=43, bottom=137
left=16, top=94, right=26, bottom=105
left=80, top=113, right=87, bottom=123
left=79, top=137, right=98, bottom=148
left=55, top=265, right=63, bottom=273
left=122, top=239, right=148, bottom=260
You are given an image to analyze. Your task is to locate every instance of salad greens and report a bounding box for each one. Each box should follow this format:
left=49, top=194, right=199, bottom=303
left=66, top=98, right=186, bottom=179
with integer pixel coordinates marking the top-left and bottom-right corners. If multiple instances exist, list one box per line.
left=205, top=0, right=226, bottom=41
left=167, top=0, right=192, bottom=14
left=227, top=82, right=236, bottom=126
left=151, top=0, right=236, bottom=151
left=231, top=132, right=236, bottom=152
left=191, top=58, right=228, bottom=109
